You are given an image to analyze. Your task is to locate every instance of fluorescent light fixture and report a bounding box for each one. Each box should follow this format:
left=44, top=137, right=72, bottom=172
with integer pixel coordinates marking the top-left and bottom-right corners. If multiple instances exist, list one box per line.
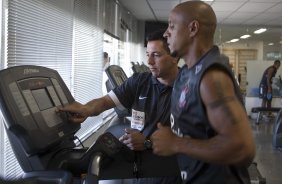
left=254, top=28, right=267, bottom=34
left=268, top=43, right=274, bottom=46
left=230, top=38, right=239, bottom=43
left=240, top=34, right=251, bottom=39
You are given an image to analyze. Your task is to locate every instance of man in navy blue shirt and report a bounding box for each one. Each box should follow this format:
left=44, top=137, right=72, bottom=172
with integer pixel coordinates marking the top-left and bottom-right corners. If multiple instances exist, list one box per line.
left=59, top=30, right=181, bottom=183
left=151, top=1, right=255, bottom=184
left=59, top=29, right=178, bottom=150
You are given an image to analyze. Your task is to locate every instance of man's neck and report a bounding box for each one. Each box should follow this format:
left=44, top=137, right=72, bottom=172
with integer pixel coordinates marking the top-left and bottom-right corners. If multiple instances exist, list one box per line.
left=184, top=42, right=214, bottom=69
left=157, top=67, right=179, bottom=86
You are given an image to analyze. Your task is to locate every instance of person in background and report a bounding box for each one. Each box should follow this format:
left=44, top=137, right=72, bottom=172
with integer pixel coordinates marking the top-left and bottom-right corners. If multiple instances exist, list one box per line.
left=103, top=51, right=110, bottom=71
left=102, top=52, right=111, bottom=95
left=58, top=30, right=181, bottom=184
left=259, top=59, right=281, bottom=108
left=150, top=1, right=255, bottom=184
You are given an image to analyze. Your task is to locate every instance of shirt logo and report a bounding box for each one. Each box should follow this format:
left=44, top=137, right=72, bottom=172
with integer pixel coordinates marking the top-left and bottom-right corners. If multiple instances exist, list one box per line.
left=195, top=64, right=202, bottom=74
left=178, top=79, right=190, bottom=108
left=138, top=96, right=147, bottom=100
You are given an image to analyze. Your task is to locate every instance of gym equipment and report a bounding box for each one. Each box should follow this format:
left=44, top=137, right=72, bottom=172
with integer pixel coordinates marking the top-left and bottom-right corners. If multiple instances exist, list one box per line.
left=0, top=65, right=132, bottom=183
left=251, top=107, right=281, bottom=124
left=273, top=108, right=282, bottom=150
left=105, top=65, right=131, bottom=119
left=131, top=62, right=150, bottom=73
left=0, top=65, right=92, bottom=176
left=248, top=162, right=266, bottom=184
left=0, top=170, right=73, bottom=184
left=0, top=131, right=134, bottom=184
left=0, top=65, right=180, bottom=183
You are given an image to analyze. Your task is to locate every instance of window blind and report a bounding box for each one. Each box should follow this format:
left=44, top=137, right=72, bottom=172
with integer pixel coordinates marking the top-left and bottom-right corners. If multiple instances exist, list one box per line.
left=0, top=0, right=118, bottom=178
left=73, top=0, right=105, bottom=140
left=7, top=0, right=74, bottom=86
left=2, top=0, right=74, bottom=178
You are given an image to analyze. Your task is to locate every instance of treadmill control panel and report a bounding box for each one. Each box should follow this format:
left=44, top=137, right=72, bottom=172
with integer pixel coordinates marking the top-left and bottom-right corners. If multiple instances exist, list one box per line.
left=0, top=65, right=79, bottom=154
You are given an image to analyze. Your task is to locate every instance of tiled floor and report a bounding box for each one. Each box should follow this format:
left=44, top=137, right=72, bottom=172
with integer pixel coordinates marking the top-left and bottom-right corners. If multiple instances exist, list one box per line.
left=251, top=115, right=282, bottom=184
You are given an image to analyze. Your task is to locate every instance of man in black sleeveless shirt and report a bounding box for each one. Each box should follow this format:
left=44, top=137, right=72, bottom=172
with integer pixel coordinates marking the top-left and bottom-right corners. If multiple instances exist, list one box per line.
left=259, top=60, right=281, bottom=108
left=151, top=1, right=255, bottom=184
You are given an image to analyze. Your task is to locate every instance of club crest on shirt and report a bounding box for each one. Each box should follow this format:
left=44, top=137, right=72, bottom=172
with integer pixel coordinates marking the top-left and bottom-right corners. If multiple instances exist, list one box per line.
left=178, top=79, right=190, bottom=108
left=195, top=64, right=202, bottom=74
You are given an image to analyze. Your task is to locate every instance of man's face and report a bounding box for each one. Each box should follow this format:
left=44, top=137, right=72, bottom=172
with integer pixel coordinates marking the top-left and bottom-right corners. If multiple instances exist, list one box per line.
left=146, top=40, right=175, bottom=78
left=163, top=10, right=190, bottom=57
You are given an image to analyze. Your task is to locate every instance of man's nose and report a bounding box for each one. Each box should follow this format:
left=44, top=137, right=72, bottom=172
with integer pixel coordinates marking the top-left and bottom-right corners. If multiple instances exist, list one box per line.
left=147, top=56, right=155, bottom=65
left=163, top=29, right=169, bottom=38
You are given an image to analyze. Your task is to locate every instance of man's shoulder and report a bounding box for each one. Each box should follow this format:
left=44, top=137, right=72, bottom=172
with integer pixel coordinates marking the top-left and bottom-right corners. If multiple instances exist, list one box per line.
left=130, top=72, right=152, bottom=81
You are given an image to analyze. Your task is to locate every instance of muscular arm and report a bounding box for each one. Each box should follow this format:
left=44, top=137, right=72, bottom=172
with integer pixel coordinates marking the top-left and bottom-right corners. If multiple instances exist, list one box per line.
left=152, top=68, right=255, bottom=166
left=178, top=68, right=255, bottom=165
left=58, top=95, right=116, bottom=124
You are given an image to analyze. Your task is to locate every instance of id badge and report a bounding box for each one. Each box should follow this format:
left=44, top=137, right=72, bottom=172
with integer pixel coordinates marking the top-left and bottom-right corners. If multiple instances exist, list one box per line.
left=131, top=109, right=145, bottom=131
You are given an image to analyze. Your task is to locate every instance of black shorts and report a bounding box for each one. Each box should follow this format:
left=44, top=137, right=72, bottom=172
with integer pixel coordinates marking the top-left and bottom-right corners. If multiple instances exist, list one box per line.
left=259, top=84, right=272, bottom=101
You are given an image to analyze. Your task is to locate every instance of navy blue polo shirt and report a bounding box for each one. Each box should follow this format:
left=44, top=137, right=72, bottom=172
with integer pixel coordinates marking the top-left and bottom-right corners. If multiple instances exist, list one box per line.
left=108, top=72, right=172, bottom=137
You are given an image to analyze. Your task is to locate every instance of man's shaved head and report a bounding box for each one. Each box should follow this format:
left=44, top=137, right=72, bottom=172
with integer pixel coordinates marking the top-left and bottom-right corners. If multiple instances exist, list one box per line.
left=173, top=1, right=217, bottom=39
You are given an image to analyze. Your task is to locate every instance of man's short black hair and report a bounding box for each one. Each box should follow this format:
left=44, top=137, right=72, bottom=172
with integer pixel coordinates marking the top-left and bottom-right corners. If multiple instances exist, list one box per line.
left=146, top=29, right=170, bottom=53
left=104, top=52, right=108, bottom=59
left=274, top=60, right=281, bottom=65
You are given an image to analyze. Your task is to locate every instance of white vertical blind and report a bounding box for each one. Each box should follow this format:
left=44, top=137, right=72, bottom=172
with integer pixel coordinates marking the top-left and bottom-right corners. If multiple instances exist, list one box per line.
left=1, top=0, right=107, bottom=177
left=0, top=0, right=139, bottom=178
left=104, top=0, right=116, bottom=37
left=0, top=0, right=6, bottom=178
left=0, top=113, right=6, bottom=178
left=1, top=0, right=74, bottom=178
left=73, top=0, right=105, bottom=139
left=7, top=0, right=74, bottom=88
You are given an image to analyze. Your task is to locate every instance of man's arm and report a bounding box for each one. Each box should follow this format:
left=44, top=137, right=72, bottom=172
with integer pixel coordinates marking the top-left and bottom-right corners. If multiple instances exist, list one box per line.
left=58, top=95, right=116, bottom=124
left=152, top=68, right=255, bottom=166
left=192, top=68, right=255, bottom=165
left=266, top=67, right=275, bottom=92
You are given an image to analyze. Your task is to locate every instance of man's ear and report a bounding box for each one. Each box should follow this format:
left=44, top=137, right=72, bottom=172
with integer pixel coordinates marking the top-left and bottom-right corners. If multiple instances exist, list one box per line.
left=188, top=20, right=199, bottom=37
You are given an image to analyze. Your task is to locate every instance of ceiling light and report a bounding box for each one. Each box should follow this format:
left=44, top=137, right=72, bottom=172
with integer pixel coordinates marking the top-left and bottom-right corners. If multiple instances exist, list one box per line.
left=280, top=40, right=282, bottom=44
left=254, top=28, right=267, bottom=34
left=268, top=43, right=274, bottom=46
left=230, top=38, right=239, bottom=43
left=240, top=35, right=251, bottom=39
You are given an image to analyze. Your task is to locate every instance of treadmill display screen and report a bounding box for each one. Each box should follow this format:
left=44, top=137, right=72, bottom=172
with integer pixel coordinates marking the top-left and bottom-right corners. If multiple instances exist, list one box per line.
left=31, top=88, right=53, bottom=111
left=116, top=76, right=124, bottom=86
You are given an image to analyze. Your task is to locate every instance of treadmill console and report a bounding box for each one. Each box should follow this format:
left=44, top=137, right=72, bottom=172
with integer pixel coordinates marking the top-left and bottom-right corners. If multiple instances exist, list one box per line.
left=0, top=65, right=79, bottom=155
left=95, top=132, right=134, bottom=161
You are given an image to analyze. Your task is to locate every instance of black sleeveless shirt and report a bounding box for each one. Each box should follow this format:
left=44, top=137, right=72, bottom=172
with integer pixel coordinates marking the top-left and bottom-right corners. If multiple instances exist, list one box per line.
left=170, top=46, right=250, bottom=184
